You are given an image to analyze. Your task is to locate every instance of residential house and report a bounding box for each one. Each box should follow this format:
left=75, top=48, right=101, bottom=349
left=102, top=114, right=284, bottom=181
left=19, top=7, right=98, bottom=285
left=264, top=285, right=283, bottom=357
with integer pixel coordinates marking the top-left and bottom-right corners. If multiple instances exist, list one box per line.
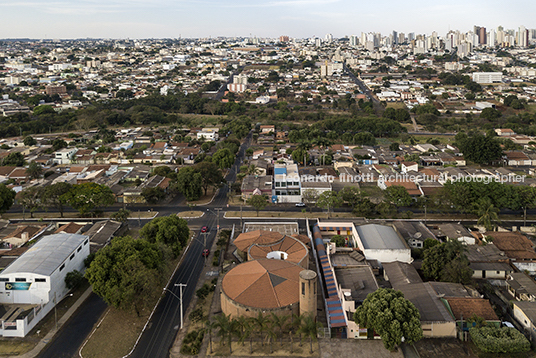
left=241, top=175, right=273, bottom=200
left=400, top=161, right=418, bottom=173
left=507, top=272, right=536, bottom=301
left=504, top=151, right=531, bottom=166
left=512, top=301, right=536, bottom=346
left=465, top=244, right=513, bottom=279
left=52, top=147, right=78, bottom=165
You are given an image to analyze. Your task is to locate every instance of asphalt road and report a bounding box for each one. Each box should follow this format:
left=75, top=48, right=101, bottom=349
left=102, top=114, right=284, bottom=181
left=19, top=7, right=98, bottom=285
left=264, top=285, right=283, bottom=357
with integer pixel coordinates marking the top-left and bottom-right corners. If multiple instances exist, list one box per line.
left=37, top=293, right=107, bottom=358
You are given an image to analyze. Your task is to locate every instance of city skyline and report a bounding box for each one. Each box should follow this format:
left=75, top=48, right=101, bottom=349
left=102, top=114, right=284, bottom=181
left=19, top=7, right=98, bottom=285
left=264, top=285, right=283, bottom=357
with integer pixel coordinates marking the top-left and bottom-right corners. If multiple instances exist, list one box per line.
left=0, top=0, right=535, bottom=39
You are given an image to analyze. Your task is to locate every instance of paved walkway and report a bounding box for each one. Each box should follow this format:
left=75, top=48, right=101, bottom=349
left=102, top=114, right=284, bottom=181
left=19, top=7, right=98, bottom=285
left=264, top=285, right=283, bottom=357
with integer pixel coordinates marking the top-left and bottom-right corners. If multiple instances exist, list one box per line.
left=10, top=286, right=94, bottom=358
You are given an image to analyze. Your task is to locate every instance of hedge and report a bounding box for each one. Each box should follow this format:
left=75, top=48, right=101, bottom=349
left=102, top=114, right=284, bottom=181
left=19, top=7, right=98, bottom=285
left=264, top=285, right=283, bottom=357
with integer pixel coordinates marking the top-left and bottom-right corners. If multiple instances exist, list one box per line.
left=469, top=326, right=530, bottom=353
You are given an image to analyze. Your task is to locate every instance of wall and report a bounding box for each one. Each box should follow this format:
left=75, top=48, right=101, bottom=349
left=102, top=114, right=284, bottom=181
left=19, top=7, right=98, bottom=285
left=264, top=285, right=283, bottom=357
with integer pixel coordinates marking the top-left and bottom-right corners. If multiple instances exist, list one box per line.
left=421, top=321, right=457, bottom=338
left=513, top=262, right=536, bottom=275
left=274, top=195, right=302, bottom=204
left=220, top=291, right=299, bottom=319
left=363, top=249, right=412, bottom=264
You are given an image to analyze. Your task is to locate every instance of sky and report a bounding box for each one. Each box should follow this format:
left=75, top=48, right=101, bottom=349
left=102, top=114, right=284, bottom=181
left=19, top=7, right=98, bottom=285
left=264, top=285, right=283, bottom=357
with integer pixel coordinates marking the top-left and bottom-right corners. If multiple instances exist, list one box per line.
left=0, top=0, right=534, bottom=39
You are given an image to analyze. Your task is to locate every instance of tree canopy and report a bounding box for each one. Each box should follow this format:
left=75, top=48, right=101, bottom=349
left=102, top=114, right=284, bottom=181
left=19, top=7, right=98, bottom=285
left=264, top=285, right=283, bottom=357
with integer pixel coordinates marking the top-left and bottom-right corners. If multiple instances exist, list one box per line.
left=455, top=133, right=502, bottom=165
left=60, top=182, right=115, bottom=216
left=139, top=215, right=189, bottom=256
left=0, top=184, right=16, bottom=213
left=247, top=195, right=268, bottom=216
left=354, top=288, right=423, bottom=351
left=85, top=236, right=168, bottom=316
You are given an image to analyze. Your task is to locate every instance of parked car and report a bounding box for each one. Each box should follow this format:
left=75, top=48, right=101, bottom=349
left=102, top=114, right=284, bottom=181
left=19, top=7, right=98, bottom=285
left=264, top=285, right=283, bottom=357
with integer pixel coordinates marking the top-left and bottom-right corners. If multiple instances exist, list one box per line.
left=202, top=249, right=210, bottom=257
left=201, top=226, right=208, bottom=233
left=295, top=203, right=306, bottom=207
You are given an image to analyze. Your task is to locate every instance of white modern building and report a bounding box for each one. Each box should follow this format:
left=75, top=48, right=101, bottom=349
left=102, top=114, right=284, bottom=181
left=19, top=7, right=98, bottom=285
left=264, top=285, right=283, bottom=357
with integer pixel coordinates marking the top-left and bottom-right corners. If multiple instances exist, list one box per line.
left=52, top=147, right=78, bottom=165
left=197, top=129, right=219, bottom=141
left=0, top=233, right=89, bottom=337
left=272, top=163, right=302, bottom=203
left=472, top=72, right=503, bottom=84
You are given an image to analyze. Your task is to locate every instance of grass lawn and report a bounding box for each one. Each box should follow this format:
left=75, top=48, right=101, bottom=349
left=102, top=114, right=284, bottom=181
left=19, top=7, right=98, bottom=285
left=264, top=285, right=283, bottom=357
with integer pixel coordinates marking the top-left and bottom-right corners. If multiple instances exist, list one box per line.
left=410, top=134, right=456, bottom=144
left=80, top=257, right=180, bottom=358
left=186, top=188, right=217, bottom=206
left=385, top=102, right=408, bottom=110
left=177, top=211, right=204, bottom=218
left=225, top=211, right=355, bottom=219
left=208, top=340, right=319, bottom=357
left=80, top=307, right=149, bottom=358
left=1, top=210, right=155, bottom=220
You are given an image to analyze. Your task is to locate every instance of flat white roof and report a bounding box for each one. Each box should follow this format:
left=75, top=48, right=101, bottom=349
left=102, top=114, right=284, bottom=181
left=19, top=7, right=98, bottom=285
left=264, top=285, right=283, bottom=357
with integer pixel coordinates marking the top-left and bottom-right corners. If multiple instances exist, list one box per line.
left=1, top=233, right=88, bottom=277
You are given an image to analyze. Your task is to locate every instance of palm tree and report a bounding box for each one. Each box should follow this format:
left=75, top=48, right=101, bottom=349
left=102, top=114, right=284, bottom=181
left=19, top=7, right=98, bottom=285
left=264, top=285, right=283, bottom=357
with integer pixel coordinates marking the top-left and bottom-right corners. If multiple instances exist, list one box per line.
left=298, top=314, right=323, bottom=354
left=270, top=313, right=289, bottom=348
left=247, top=164, right=259, bottom=175
left=214, top=313, right=238, bottom=354
left=476, top=197, right=501, bottom=231
left=266, top=322, right=278, bottom=354
left=235, top=316, right=249, bottom=346
left=292, top=313, right=304, bottom=346
left=253, top=312, right=270, bottom=346
left=205, top=319, right=217, bottom=354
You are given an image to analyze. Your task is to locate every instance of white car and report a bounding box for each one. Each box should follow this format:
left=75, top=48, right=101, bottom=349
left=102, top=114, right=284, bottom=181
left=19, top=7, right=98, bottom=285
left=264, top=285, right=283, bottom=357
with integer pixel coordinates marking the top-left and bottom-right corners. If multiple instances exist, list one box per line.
left=295, top=203, right=306, bottom=207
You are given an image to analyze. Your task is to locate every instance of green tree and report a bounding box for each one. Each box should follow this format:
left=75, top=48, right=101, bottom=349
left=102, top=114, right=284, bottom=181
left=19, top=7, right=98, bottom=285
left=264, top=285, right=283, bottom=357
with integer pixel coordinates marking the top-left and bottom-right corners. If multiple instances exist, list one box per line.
left=476, top=197, right=501, bottom=231
left=111, top=208, right=130, bottom=223
left=33, top=105, right=55, bottom=115
left=26, top=161, right=43, bottom=180
left=176, top=167, right=203, bottom=201
left=456, top=133, right=502, bottom=165
left=253, top=312, right=270, bottom=347
left=65, top=270, right=84, bottom=289
left=18, top=186, right=42, bottom=218
left=85, top=236, right=167, bottom=316
left=291, top=148, right=309, bottom=165
left=441, top=256, right=473, bottom=284
left=41, top=182, right=72, bottom=218
left=60, top=183, right=115, bottom=217
left=23, top=136, right=37, bottom=146
left=422, top=239, right=469, bottom=282
left=52, top=138, right=68, bottom=152
left=330, top=235, right=346, bottom=247
left=212, top=148, right=234, bottom=169
left=0, top=184, right=16, bottom=213
left=316, top=191, right=342, bottom=218
left=141, top=187, right=166, bottom=204
left=384, top=186, right=413, bottom=207
left=214, top=313, right=239, bottom=354
left=389, top=142, right=400, bottom=151
left=354, top=288, right=423, bottom=351
left=298, top=314, right=322, bottom=354
left=152, top=165, right=173, bottom=177
left=195, top=161, right=224, bottom=196
left=340, top=186, right=362, bottom=209
left=1, top=152, right=25, bottom=166
left=247, top=195, right=268, bottom=216
left=140, top=215, right=189, bottom=256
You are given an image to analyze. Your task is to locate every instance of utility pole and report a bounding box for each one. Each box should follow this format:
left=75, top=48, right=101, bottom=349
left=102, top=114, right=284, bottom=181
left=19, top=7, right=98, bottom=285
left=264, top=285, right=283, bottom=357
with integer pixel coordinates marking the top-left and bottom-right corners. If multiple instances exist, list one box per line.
left=215, top=208, right=222, bottom=233
left=175, top=283, right=187, bottom=329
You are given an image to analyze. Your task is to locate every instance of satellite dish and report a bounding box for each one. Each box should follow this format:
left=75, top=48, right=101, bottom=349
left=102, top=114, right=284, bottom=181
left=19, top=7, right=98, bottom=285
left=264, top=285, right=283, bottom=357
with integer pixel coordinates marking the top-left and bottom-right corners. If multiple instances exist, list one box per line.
left=344, top=292, right=351, bottom=297
left=414, top=232, right=422, bottom=239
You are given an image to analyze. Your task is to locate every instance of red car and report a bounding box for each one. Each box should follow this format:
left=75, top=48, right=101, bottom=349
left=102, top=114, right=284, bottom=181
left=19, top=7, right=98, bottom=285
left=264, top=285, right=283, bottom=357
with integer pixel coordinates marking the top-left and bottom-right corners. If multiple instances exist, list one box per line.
left=201, top=226, right=208, bottom=233
left=202, top=249, right=210, bottom=257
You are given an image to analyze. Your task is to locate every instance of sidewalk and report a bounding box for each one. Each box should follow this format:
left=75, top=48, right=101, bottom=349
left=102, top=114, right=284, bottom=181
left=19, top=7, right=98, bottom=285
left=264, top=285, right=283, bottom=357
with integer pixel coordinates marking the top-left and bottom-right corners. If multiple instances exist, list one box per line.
left=10, top=286, right=94, bottom=358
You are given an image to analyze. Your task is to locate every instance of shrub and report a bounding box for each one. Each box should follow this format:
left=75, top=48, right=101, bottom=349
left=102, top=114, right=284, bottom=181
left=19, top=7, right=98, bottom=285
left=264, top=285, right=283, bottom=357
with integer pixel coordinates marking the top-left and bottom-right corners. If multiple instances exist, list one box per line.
left=65, top=270, right=84, bottom=289
left=469, top=326, right=530, bottom=353
left=181, top=329, right=204, bottom=355
left=189, top=308, right=204, bottom=323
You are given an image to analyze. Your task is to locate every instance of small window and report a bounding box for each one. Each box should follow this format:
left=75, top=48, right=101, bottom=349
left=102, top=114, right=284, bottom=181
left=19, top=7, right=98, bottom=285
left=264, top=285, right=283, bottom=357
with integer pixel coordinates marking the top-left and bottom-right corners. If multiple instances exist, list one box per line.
left=35, top=278, right=46, bottom=283
left=84, top=240, right=89, bottom=246
left=59, top=264, right=65, bottom=271
left=302, top=282, right=305, bottom=295
left=15, top=278, right=26, bottom=282
left=70, top=254, right=75, bottom=260
left=0, top=278, right=8, bottom=282
left=497, top=271, right=501, bottom=274
left=77, top=246, right=82, bottom=252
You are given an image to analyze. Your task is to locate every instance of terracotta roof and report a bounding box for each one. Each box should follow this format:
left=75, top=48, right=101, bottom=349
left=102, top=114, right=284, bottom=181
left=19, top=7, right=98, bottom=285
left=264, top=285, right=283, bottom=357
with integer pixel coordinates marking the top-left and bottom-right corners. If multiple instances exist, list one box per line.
left=0, top=166, right=15, bottom=176
left=291, top=234, right=310, bottom=246
left=234, top=230, right=285, bottom=252
left=247, top=235, right=308, bottom=266
left=54, top=222, right=85, bottom=234
left=221, top=259, right=302, bottom=309
left=484, top=232, right=536, bottom=260
left=8, top=168, right=28, bottom=178
left=445, top=297, right=499, bottom=321
left=385, top=180, right=422, bottom=196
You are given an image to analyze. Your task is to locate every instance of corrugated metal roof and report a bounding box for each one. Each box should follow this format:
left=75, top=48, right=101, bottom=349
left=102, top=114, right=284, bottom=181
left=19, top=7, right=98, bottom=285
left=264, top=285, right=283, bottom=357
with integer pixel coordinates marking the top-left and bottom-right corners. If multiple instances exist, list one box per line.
left=356, top=224, right=406, bottom=250
left=1, top=233, right=88, bottom=277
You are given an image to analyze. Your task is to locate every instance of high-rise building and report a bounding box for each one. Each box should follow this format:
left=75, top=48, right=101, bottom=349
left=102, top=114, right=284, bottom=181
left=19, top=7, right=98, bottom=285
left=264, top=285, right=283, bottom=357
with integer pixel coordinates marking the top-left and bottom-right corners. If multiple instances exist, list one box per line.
left=488, top=29, right=496, bottom=47
left=518, top=26, right=528, bottom=47
left=349, top=35, right=359, bottom=47
left=325, top=33, right=333, bottom=43
left=398, top=33, right=405, bottom=44
left=279, top=36, right=289, bottom=43
left=478, top=27, right=487, bottom=45
left=392, top=31, right=398, bottom=45
left=408, top=33, right=415, bottom=42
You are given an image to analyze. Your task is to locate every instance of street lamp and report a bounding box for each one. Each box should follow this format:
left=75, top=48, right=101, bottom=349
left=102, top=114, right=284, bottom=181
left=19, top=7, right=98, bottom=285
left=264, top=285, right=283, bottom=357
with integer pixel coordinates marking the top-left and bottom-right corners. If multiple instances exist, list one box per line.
left=54, top=292, right=73, bottom=331
left=164, top=283, right=187, bottom=329
left=206, top=208, right=222, bottom=233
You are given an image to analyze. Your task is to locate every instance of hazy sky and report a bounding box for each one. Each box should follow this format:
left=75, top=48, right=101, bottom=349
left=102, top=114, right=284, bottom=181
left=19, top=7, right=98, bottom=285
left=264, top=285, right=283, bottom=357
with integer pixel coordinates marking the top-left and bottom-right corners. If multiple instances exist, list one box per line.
left=0, top=0, right=533, bottom=39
